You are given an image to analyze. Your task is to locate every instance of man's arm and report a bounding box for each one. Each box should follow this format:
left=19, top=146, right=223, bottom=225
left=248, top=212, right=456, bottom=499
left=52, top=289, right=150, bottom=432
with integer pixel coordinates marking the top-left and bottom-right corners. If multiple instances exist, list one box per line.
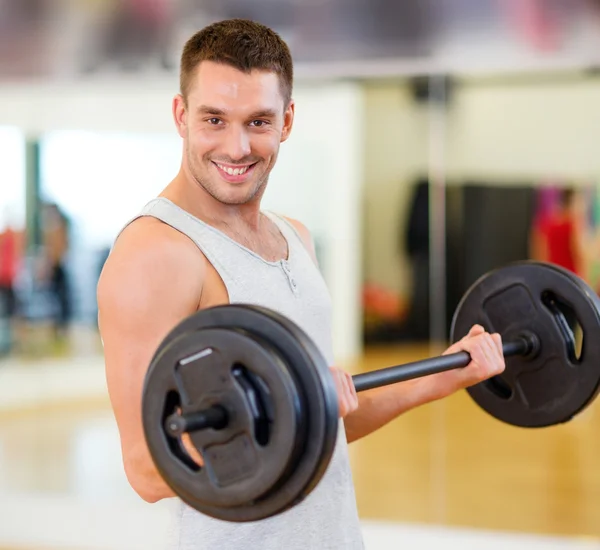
left=284, top=217, right=505, bottom=443
left=344, top=326, right=504, bottom=442
left=97, top=219, right=205, bottom=502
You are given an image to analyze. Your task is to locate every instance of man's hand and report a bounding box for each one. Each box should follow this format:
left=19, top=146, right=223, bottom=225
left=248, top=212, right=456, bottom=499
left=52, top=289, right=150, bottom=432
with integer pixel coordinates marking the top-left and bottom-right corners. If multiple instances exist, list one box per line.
left=430, top=324, right=505, bottom=400
left=330, top=367, right=359, bottom=418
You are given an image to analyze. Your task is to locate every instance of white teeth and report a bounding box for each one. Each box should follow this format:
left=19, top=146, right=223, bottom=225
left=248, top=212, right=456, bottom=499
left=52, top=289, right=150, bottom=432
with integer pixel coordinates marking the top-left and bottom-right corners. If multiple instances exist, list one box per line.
left=217, top=163, right=250, bottom=176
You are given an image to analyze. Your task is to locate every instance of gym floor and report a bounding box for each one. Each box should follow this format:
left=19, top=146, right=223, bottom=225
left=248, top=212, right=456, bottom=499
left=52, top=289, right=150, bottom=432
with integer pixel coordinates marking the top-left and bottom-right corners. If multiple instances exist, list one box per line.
left=1, top=333, right=599, bottom=550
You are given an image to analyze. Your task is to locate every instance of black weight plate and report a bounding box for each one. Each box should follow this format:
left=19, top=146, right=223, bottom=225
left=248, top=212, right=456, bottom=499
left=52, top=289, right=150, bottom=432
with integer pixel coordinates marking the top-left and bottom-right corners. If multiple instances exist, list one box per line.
left=450, top=261, right=600, bottom=428
left=247, top=306, right=340, bottom=512
left=145, top=327, right=303, bottom=510
left=143, top=304, right=339, bottom=522
left=190, top=305, right=339, bottom=518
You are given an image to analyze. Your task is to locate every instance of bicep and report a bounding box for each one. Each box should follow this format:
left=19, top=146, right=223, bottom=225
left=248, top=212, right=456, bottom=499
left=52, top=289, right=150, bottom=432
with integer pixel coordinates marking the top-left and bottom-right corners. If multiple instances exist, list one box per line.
left=97, top=244, right=202, bottom=457
left=99, top=298, right=175, bottom=449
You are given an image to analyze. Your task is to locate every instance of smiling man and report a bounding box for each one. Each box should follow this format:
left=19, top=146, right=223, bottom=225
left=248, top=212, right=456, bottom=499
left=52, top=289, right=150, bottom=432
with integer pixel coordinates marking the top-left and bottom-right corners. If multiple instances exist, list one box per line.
left=97, top=18, right=504, bottom=550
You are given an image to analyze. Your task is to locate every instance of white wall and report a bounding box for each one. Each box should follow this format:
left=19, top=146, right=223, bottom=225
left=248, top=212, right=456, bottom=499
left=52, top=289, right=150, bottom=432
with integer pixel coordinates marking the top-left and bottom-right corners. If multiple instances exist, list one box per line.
left=0, top=76, right=364, bottom=361
left=446, top=77, right=600, bottom=181
left=362, top=82, right=429, bottom=298
left=0, top=79, right=176, bottom=137
left=0, top=126, right=27, bottom=231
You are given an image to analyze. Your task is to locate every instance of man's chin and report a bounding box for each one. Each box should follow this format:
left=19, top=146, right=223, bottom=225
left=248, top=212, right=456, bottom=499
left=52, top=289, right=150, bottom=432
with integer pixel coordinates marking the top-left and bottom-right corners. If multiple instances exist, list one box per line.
left=213, top=184, right=264, bottom=206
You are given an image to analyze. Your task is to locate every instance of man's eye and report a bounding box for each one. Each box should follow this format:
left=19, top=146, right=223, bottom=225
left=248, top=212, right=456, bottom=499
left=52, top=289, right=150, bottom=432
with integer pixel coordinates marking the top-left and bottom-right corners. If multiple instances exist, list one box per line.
left=250, top=120, right=268, bottom=127
left=208, top=118, right=222, bottom=125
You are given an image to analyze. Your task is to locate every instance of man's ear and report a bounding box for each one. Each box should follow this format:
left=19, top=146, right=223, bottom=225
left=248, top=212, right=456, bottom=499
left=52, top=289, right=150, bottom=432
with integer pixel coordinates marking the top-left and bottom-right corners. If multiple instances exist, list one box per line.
left=281, top=99, right=295, bottom=143
left=173, top=94, right=187, bottom=138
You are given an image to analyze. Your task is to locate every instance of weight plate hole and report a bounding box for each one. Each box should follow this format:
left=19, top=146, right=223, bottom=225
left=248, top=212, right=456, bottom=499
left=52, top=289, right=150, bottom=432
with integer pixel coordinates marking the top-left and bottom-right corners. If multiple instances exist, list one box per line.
left=541, top=290, right=583, bottom=363
left=163, top=390, right=202, bottom=472
left=232, top=364, right=273, bottom=447
left=484, top=376, right=513, bottom=400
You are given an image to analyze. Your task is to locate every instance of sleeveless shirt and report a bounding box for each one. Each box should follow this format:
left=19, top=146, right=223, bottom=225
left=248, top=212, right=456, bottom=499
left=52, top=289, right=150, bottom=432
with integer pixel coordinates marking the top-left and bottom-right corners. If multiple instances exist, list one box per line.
left=121, top=198, right=364, bottom=550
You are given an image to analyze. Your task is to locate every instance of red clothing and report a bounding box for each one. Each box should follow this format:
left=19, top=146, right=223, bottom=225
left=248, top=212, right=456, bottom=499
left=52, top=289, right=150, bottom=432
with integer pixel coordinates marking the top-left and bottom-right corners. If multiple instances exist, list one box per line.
left=0, top=229, right=18, bottom=286
left=538, top=215, right=577, bottom=274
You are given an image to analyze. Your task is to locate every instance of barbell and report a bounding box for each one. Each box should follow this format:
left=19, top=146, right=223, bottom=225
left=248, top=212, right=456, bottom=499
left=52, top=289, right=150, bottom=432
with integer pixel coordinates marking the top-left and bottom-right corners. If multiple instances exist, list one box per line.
left=141, top=261, right=600, bottom=523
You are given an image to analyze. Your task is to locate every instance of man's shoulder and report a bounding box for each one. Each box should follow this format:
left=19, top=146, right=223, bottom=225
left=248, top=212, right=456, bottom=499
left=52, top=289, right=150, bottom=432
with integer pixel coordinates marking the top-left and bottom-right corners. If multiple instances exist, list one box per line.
left=98, top=216, right=207, bottom=311
left=117, top=216, right=196, bottom=249
left=108, top=216, right=207, bottom=276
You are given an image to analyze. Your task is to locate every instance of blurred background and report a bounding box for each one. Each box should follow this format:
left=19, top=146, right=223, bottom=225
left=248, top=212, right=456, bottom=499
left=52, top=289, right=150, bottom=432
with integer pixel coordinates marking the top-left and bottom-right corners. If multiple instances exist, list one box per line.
left=2, top=1, right=600, bottom=548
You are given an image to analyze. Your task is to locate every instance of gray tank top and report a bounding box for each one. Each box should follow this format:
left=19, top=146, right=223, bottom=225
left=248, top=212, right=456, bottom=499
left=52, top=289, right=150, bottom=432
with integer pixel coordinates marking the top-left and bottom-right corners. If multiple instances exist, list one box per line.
left=125, top=198, right=364, bottom=550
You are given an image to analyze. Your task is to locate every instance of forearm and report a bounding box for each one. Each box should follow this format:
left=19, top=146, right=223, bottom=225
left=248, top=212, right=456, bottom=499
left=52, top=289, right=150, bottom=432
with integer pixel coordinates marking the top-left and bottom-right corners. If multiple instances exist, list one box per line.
left=343, top=377, right=444, bottom=443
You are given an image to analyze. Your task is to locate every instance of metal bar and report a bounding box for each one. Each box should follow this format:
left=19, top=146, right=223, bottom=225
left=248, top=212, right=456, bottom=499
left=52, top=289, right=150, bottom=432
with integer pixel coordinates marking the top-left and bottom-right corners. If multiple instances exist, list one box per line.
left=352, top=337, right=530, bottom=393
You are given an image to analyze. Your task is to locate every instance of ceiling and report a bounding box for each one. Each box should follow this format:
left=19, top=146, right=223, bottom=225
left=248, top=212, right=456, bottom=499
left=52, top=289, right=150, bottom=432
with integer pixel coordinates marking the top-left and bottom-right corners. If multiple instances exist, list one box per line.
left=2, top=0, right=600, bottom=82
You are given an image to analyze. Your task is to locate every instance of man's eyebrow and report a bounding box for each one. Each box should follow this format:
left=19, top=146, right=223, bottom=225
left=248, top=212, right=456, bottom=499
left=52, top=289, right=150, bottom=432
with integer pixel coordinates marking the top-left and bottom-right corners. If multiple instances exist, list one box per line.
left=197, top=105, right=226, bottom=115
left=248, top=108, right=278, bottom=119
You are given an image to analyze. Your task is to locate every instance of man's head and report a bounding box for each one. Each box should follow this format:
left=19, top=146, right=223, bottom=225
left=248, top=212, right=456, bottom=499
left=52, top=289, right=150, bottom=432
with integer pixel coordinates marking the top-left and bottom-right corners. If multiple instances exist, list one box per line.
left=173, top=19, right=295, bottom=206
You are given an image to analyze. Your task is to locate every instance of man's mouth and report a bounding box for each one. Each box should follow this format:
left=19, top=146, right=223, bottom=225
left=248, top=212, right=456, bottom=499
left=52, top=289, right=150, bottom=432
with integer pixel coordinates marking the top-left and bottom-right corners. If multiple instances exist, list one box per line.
left=215, top=162, right=252, bottom=176
left=212, top=161, right=257, bottom=180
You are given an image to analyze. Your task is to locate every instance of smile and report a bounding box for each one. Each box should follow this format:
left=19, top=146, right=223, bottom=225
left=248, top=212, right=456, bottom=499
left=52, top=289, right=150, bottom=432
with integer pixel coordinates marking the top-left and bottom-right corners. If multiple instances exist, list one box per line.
left=214, top=162, right=255, bottom=176
left=212, top=161, right=258, bottom=183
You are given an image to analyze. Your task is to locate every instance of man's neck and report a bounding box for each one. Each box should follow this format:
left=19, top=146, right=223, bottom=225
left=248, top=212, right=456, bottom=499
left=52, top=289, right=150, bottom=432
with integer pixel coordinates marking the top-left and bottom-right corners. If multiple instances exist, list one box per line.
left=160, top=173, right=264, bottom=232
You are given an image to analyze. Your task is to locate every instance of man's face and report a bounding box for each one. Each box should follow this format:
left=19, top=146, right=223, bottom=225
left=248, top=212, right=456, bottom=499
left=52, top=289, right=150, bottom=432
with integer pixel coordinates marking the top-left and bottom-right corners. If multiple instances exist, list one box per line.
left=173, top=61, right=294, bottom=206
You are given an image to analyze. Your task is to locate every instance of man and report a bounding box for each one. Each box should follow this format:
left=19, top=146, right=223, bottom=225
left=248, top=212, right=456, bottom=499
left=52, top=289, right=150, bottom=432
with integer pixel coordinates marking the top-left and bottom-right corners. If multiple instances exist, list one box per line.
left=97, top=19, right=505, bottom=550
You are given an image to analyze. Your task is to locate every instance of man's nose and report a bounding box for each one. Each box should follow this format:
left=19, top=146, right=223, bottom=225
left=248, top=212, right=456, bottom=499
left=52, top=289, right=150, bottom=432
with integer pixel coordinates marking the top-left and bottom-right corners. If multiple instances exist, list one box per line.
left=223, top=125, right=251, bottom=162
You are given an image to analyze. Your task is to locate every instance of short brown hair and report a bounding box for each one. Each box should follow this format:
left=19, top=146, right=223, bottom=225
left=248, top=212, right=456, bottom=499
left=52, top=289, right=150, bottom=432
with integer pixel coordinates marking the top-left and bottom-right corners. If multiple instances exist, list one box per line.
left=180, top=19, right=294, bottom=107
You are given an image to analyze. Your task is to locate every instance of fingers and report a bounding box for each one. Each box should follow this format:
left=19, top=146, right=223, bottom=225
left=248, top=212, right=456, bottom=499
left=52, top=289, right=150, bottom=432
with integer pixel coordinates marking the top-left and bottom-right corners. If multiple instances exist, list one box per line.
left=460, top=330, right=505, bottom=380
left=477, top=333, right=498, bottom=374
left=443, top=325, right=505, bottom=391
left=491, top=332, right=503, bottom=357
left=442, top=324, right=485, bottom=356
left=484, top=332, right=505, bottom=373
left=330, top=367, right=359, bottom=418
left=467, top=324, right=485, bottom=337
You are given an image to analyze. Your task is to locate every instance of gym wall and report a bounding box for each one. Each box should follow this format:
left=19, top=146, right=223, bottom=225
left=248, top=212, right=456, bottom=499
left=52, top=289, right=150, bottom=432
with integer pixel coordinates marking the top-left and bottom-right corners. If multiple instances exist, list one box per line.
left=362, top=74, right=600, bottom=311
left=362, top=82, right=429, bottom=299
left=447, top=75, right=600, bottom=180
